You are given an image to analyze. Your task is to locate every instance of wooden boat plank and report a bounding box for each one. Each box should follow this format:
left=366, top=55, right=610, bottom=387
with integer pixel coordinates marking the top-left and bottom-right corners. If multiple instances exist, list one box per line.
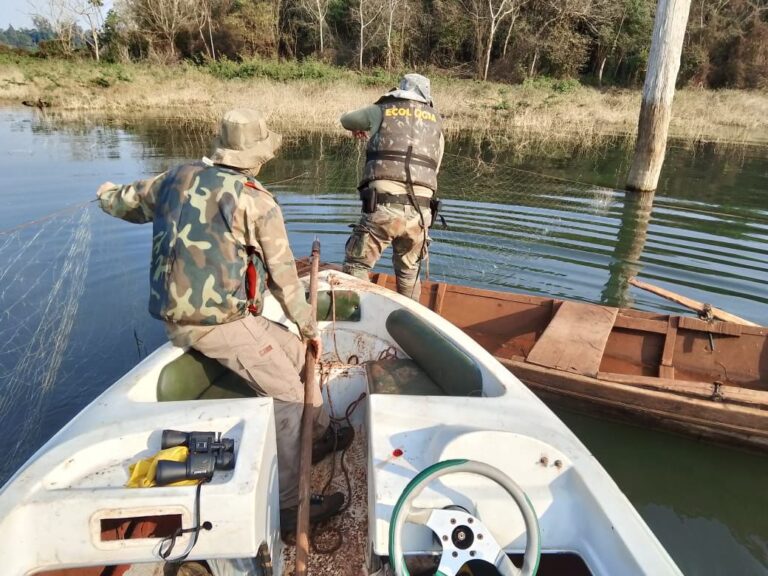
left=527, top=301, right=618, bottom=378
left=613, top=314, right=668, bottom=334
left=597, top=372, right=768, bottom=409
left=500, top=357, right=768, bottom=444
left=659, top=317, right=678, bottom=379
left=678, top=316, right=743, bottom=336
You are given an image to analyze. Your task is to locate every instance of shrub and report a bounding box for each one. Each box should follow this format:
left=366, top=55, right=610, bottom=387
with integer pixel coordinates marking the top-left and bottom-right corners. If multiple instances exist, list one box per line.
left=206, top=57, right=343, bottom=82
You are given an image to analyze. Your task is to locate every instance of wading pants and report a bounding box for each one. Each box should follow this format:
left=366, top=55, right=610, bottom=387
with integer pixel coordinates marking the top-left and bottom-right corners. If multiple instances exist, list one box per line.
left=343, top=202, right=432, bottom=301
left=191, top=315, right=329, bottom=509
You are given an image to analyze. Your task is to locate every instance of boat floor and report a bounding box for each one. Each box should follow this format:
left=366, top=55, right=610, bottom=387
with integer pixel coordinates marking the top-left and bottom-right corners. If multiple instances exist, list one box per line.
left=282, top=424, right=369, bottom=576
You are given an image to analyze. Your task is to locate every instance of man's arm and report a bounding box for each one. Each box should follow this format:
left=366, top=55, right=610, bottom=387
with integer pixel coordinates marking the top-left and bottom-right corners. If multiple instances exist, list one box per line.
left=254, top=199, right=317, bottom=340
left=96, top=173, right=166, bottom=223
left=340, top=105, right=383, bottom=135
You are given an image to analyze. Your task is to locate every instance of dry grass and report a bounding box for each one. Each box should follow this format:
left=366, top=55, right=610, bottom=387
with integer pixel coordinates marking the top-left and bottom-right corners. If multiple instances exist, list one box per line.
left=2, top=56, right=768, bottom=146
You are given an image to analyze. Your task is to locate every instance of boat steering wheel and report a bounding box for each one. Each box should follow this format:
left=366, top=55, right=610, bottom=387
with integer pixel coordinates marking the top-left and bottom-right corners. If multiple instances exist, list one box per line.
left=388, top=459, right=541, bottom=576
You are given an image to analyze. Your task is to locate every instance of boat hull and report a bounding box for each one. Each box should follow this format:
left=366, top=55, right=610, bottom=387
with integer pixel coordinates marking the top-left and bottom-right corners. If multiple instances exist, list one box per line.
left=363, top=269, right=768, bottom=452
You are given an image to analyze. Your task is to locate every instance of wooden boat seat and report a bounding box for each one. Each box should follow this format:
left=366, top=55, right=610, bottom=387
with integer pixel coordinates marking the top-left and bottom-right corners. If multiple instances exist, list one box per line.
left=368, top=309, right=483, bottom=396
left=157, top=349, right=256, bottom=401
left=527, top=301, right=618, bottom=378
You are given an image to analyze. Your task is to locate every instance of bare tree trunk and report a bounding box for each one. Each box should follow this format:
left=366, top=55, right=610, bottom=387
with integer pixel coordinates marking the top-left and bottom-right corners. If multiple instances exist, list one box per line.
left=598, top=56, right=606, bottom=85
left=386, top=4, right=394, bottom=69
left=316, top=0, right=324, bottom=53
left=501, top=14, right=517, bottom=57
left=626, top=0, right=692, bottom=192
left=208, top=14, right=216, bottom=60
left=359, top=0, right=365, bottom=70
left=529, top=48, right=538, bottom=76
left=483, top=20, right=496, bottom=81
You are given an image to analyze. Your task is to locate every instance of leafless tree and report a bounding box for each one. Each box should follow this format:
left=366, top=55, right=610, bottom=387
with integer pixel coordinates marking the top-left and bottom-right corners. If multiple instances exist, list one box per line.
left=123, top=0, right=196, bottom=59
left=460, top=0, right=525, bottom=80
left=356, top=0, right=384, bottom=70
left=298, top=0, right=331, bottom=54
left=28, top=0, right=78, bottom=55
left=194, top=0, right=216, bottom=60
left=69, top=0, right=104, bottom=60
left=383, top=0, right=402, bottom=69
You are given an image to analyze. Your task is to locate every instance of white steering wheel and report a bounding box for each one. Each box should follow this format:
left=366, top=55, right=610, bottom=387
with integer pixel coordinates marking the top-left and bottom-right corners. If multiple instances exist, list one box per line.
left=388, top=459, right=541, bottom=576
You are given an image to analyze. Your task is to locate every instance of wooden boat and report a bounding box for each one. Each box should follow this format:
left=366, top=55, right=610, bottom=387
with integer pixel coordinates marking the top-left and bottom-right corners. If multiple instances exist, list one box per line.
left=365, top=270, right=768, bottom=453
left=0, top=268, right=681, bottom=575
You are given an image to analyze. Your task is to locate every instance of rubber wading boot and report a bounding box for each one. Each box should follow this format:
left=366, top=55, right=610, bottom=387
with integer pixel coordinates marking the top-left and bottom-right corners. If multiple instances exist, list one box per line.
left=280, top=491, right=345, bottom=535
left=312, top=424, right=355, bottom=464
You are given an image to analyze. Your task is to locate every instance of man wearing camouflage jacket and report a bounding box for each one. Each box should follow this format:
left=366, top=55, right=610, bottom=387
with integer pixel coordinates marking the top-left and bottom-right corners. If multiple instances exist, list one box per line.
left=97, top=108, right=350, bottom=532
left=341, top=73, right=444, bottom=300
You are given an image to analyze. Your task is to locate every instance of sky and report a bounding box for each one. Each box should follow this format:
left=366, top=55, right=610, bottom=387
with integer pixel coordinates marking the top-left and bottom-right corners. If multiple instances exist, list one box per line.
left=0, top=0, right=34, bottom=28
left=0, top=0, right=114, bottom=29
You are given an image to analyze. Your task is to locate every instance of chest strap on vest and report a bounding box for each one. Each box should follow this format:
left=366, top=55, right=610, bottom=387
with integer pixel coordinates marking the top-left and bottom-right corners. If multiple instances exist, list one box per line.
left=376, top=192, right=430, bottom=208
left=368, top=149, right=438, bottom=170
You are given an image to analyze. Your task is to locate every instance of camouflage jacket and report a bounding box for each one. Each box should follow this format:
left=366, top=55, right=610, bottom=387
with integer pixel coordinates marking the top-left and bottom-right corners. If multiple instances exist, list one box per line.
left=98, top=161, right=317, bottom=340
left=360, top=97, right=443, bottom=192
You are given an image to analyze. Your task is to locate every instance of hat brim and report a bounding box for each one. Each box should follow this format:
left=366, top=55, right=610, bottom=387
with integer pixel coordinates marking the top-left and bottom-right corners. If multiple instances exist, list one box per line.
left=381, top=88, right=429, bottom=104
left=209, top=129, right=282, bottom=169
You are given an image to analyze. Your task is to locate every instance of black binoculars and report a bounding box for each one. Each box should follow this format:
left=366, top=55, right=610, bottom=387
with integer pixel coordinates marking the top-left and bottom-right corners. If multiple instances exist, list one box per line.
left=155, top=430, right=236, bottom=486
left=161, top=430, right=235, bottom=453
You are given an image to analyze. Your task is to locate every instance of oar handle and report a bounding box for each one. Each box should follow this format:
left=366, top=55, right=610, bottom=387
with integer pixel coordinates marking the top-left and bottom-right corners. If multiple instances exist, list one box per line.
left=295, top=240, right=321, bottom=575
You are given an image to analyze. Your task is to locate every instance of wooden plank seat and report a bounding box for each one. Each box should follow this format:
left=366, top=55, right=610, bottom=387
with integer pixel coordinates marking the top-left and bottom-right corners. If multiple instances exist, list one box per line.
left=527, top=301, right=618, bottom=378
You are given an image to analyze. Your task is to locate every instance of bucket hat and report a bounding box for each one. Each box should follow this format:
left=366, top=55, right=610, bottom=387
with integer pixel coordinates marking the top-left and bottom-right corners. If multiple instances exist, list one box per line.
left=382, top=73, right=432, bottom=105
left=210, top=109, right=282, bottom=169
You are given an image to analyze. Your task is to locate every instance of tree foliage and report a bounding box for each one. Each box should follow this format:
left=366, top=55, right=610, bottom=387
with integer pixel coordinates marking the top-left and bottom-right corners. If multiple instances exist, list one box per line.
left=3, top=0, right=766, bottom=88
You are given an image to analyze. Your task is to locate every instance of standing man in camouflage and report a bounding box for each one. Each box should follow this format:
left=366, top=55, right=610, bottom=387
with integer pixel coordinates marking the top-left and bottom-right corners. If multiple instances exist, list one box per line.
left=96, top=108, right=351, bottom=532
left=341, top=73, right=444, bottom=301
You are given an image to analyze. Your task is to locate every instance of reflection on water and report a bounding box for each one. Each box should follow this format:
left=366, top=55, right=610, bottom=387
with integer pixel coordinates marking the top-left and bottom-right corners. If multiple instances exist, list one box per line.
left=0, top=108, right=767, bottom=574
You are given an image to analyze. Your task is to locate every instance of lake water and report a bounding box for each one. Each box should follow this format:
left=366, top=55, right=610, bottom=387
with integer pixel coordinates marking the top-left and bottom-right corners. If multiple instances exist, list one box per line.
left=0, top=107, right=766, bottom=574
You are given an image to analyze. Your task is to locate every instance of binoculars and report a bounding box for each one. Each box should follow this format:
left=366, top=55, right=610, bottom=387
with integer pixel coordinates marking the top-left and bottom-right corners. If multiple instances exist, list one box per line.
left=155, top=430, right=236, bottom=486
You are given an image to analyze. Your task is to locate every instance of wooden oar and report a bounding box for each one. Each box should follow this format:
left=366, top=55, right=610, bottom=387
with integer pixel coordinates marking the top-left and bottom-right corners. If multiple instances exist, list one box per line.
left=295, top=239, right=321, bottom=576
left=629, top=277, right=759, bottom=327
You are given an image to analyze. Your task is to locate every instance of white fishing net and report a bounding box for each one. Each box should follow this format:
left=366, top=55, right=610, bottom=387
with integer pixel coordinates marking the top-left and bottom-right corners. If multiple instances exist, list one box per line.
left=0, top=206, right=92, bottom=476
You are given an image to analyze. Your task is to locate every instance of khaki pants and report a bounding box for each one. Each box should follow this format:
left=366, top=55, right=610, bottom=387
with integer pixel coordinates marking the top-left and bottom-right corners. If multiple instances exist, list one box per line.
left=343, top=202, right=432, bottom=301
left=192, top=315, right=329, bottom=508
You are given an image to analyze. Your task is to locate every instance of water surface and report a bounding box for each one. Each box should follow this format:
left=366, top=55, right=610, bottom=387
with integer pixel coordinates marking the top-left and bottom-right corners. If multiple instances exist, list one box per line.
left=0, top=108, right=766, bottom=575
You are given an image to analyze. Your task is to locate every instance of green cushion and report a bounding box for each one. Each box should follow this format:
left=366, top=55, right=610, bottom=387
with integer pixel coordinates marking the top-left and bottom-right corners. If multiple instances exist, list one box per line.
left=315, top=290, right=361, bottom=322
left=366, top=358, right=444, bottom=396
left=157, top=349, right=256, bottom=402
left=384, top=309, right=483, bottom=397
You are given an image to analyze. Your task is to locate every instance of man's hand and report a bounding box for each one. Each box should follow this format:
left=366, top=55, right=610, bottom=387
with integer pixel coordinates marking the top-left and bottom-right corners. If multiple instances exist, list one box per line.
left=307, top=336, right=323, bottom=359
left=97, top=181, right=117, bottom=198
left=352, top=130, right=368, bottom=141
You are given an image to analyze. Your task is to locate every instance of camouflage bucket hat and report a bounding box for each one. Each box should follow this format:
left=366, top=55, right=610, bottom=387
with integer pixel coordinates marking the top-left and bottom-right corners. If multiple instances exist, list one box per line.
left=210, top=108, right=282, bottom=169
left=382, top=73, right=432, bottom=105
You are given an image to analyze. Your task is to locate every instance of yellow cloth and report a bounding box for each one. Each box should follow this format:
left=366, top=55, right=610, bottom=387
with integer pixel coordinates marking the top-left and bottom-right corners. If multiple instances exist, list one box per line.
left=126, top=446, right=199, bottom=488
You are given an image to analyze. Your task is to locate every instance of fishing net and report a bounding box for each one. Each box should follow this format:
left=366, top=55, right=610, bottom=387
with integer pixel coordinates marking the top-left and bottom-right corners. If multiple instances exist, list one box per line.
left=0, top=206, right=92, bottom=476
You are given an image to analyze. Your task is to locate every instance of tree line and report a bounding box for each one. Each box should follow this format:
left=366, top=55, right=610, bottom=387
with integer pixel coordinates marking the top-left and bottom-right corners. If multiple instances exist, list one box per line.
left=4, top=0, right=767, bottom=88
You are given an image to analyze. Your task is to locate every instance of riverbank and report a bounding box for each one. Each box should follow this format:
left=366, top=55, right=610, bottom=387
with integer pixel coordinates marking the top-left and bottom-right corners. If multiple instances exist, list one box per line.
left=2, top=55, right=767, bottom=145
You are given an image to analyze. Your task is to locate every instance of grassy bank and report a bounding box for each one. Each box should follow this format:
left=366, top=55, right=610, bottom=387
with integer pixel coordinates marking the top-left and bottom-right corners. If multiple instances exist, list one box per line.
left=2, top=55, right=767, bottom=146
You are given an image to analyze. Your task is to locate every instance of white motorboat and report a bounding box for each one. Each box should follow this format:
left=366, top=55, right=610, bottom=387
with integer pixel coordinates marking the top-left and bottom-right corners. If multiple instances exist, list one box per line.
left=0, top=269, right=682, bottom=576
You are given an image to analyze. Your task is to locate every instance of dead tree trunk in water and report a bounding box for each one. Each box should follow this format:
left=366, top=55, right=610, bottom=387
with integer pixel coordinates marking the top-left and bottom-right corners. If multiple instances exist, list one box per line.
left=626, top=0, right=691, bottom=192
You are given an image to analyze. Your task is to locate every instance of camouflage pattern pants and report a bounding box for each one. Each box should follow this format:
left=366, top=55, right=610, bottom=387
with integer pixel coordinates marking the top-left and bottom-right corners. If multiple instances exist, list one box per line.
left=191, top=315, right=329, bottom=509
left=343, top=202, right=432, bottom=301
